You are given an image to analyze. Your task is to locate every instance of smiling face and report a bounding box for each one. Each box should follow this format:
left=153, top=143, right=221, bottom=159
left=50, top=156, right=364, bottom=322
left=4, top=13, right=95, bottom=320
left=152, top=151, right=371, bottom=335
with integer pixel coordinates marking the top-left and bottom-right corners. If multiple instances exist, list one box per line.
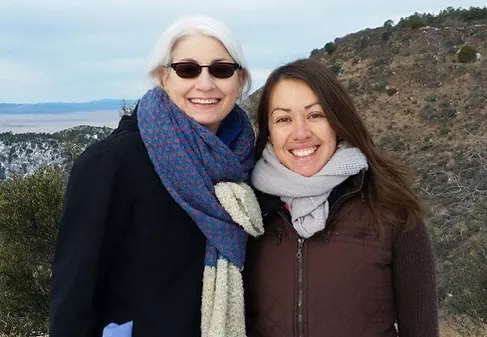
left=160, top=34, right=245, bottom=133
left=268, top=79, right=337, bottom=177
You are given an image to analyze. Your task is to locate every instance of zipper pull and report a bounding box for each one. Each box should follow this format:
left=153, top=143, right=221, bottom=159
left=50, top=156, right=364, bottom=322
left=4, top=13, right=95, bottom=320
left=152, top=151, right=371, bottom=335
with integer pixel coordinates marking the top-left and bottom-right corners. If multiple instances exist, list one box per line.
left=296, top=238, right=304, bottom=258
left=324, top=230, right=331, bottom=243
left=276, top=229, right=282, bottom=245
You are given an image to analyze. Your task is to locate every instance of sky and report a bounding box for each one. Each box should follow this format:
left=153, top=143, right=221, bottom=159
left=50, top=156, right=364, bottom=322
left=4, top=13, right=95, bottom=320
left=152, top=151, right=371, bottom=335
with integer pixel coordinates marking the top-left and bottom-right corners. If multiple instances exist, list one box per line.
left=1, top=0, right=485, bottom=104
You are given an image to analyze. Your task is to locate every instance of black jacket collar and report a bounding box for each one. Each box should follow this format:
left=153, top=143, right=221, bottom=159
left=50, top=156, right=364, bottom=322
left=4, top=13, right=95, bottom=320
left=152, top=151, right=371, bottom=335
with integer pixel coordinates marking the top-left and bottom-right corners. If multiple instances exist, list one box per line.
left=112, top=103, right=139, bottom=134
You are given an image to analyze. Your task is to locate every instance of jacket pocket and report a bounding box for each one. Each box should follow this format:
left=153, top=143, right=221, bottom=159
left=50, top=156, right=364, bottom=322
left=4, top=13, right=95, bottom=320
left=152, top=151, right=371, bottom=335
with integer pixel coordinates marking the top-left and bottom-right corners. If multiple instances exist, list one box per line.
left=102, top=321, right=133, bottom=337
left=263, top=228, right=282, bottom=244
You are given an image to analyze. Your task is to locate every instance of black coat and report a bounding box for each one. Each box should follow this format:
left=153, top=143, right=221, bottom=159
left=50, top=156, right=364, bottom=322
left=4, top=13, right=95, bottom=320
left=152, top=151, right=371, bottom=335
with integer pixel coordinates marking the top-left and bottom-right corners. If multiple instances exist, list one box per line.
left=50, top=112, right=207, bottom=337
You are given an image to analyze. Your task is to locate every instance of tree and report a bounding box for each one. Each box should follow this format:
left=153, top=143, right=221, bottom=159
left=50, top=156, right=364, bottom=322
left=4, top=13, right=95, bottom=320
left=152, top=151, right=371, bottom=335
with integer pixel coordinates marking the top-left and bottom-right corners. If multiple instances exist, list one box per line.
left=0, top=166, right=66, bottom=335
left=120, top=97, right=137, bottom=117
left=383, top=19, right=394, bottom=28
left=324, top=42, right=337, bottom=55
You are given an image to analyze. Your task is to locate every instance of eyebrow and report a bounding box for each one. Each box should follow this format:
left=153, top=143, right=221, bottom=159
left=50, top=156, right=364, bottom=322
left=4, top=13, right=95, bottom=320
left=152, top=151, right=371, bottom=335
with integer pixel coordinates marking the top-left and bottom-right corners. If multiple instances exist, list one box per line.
left=271, top=102, right=322, bottom=115
left=305, top=102, right=321, bottom=109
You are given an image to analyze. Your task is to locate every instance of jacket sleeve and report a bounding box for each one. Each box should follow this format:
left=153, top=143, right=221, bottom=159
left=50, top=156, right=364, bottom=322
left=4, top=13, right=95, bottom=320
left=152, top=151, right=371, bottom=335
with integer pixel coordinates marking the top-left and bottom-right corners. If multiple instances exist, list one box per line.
left=49, top=139, right=122, bottom=337
left=393, top=221, right=439, bottom=337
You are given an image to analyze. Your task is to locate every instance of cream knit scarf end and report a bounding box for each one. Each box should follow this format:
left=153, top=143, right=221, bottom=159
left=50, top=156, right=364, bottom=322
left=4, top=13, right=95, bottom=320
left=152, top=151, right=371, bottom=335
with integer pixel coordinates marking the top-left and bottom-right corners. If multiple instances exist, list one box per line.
left=201, top=182, right=264, bottom=337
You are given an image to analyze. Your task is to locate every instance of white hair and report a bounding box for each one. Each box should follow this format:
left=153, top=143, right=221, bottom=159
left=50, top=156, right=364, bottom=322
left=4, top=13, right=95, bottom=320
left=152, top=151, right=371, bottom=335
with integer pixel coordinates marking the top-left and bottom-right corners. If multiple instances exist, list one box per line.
left=147, top=14, right=252, bottom=98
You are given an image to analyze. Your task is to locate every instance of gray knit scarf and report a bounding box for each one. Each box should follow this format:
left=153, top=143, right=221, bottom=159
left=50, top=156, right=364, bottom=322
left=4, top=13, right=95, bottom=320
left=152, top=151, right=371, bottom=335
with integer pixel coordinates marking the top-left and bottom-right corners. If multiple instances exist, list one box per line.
left=251, top=141, right=369, bottom=238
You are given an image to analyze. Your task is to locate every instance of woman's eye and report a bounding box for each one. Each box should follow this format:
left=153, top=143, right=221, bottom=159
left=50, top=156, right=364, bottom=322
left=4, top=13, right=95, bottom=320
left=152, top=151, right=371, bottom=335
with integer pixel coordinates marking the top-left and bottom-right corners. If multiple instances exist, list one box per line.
left=276, top=117, right=291, bottom=123
left=309, top=113, right=325, bottom=119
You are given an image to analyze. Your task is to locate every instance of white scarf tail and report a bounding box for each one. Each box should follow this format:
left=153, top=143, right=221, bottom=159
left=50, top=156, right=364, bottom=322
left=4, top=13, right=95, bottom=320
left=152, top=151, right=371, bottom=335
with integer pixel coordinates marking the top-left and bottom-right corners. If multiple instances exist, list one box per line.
left=201, top=182, right=264, bottom=337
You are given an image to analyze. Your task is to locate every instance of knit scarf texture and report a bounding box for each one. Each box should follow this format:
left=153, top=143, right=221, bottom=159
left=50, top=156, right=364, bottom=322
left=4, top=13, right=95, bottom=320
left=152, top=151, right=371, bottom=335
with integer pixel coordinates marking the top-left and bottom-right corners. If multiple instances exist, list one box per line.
left=137, top=87, right=254, bottom=268
left=251, top=141, right=368, bottom=238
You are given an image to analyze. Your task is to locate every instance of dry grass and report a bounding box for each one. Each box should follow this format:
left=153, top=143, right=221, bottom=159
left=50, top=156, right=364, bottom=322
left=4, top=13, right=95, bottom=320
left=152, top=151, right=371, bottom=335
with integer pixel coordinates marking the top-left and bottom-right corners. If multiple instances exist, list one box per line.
left=441, top=323, right=466, bottom=336
left=438, top=311, right=487, bottom=337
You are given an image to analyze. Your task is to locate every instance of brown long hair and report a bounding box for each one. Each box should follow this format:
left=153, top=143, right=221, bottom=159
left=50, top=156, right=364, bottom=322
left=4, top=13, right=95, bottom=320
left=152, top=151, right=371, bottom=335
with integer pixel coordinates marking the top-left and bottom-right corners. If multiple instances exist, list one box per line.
left=255, top=58, right=424, bottom=231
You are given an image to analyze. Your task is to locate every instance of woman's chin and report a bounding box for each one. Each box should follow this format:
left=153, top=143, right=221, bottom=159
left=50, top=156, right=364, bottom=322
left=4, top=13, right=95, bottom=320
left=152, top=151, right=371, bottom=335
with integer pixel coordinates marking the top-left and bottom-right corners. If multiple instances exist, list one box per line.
left=288, top=163, right=323, bottom=177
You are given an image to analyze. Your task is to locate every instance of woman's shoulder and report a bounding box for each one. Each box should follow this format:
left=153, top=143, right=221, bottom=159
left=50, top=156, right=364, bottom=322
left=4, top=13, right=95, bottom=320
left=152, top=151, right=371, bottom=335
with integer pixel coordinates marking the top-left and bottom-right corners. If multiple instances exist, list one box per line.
left=73, top=124, right=141, bottom=172
left=81, top=113, right=147, bottom=164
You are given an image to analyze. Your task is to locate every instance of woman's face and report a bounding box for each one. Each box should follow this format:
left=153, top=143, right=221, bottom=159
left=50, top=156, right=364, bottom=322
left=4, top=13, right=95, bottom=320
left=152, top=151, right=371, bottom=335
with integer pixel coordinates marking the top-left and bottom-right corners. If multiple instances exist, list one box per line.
left=268, top=79, right=337, bottom=177
left=161, top=34, right=246, bottom=134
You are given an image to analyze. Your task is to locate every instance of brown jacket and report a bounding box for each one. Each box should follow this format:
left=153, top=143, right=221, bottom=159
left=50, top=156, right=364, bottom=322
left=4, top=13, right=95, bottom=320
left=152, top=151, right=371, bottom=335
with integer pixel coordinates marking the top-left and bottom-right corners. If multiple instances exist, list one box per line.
left=245, top=173, right=439, bottom=337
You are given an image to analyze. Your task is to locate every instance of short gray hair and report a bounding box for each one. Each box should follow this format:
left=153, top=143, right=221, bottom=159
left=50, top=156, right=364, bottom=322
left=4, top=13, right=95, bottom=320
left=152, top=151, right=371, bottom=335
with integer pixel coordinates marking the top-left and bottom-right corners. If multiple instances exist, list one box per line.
left=147, top=15, right=252, bottom=98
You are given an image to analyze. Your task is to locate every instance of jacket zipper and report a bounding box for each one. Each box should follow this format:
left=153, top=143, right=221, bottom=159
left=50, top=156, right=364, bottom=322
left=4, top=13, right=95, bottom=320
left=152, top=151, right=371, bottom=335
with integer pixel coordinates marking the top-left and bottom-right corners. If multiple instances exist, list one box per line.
left=297, top=237, right=305, bottom=337
left=274, top=171, right=366, bottom=335
left=277, top=210, right=305, bottom=337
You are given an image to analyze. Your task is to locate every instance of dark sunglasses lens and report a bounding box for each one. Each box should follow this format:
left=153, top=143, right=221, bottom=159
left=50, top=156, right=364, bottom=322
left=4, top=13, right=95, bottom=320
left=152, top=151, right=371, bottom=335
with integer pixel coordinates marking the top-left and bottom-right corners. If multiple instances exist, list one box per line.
left=174, top=64, right=201, bottom=78
left=209, top=64, right=237, bottom=78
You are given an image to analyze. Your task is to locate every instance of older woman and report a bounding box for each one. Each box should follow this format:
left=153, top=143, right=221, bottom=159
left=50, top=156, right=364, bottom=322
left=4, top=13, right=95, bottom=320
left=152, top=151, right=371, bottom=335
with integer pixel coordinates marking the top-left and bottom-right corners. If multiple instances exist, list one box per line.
left=245, top=59, right=439, bottom=337
left=50, top=15, right=263, bottom=337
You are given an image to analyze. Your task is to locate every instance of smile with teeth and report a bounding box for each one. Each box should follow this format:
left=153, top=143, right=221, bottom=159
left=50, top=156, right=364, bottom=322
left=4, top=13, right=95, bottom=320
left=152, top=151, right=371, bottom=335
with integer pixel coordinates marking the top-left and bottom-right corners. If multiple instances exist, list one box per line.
left=189, top=98, right=220, bottom=104
left=290, top=146, right=318, bottom=157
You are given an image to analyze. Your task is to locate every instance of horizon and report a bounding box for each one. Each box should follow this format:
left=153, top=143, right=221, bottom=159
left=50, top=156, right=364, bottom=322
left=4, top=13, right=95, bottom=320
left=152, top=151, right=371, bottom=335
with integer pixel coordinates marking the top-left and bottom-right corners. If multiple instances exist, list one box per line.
left=0, top=98, right=137, bottom=105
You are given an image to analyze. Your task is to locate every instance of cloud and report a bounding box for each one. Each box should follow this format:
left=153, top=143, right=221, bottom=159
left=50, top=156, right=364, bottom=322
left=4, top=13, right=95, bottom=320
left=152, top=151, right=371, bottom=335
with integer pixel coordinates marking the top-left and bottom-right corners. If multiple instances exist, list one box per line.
left=77, top=57, right=147, bottom=75
left=1, top=0, right=486, bottom=102
left=0, top=58, right=49, bottom=85
left=1, top=0, right=303, bottom=12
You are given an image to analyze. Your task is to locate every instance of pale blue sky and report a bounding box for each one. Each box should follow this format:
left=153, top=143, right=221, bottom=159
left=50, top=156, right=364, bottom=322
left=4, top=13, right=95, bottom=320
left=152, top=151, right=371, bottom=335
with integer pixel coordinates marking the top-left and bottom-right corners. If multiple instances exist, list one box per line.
left=1, top=0, right=485, bottom=103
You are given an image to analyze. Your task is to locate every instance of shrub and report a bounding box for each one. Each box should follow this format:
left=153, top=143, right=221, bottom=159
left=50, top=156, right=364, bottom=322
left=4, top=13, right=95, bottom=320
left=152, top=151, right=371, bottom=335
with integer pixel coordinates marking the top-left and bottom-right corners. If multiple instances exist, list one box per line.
left=324, top=42, right=337, bottom=55
left=372, top=56, right=390, bottom=67
left=386, top=87, right=399, bottom=96
left=381, top=30, right=393, bottom=42
left=348, top=79, right=359, bottom=93
left=0, top=167, right=66, bottom=335
left=309, top=48, right=322, bottom=58
left=398, top=14, right=427, bottom=29
left=371, top=80, right=388, bottom=92
left=467, top=87, right=487, bottom=109
left=330, top=63, right=343, bottom=76
left=409, top=16, right=426, bottom=29
left=420, top=102, right=456, bottom=123
left=383, top=19, right=394, bottom=28
left=457, top=45, right=478, bottom=63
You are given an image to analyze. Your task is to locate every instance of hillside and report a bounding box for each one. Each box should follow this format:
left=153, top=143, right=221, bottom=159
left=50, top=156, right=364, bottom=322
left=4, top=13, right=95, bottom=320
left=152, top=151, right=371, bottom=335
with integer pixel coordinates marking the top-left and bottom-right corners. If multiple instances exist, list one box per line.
left=243, top=7, right=487, bottom=334
left=0, top=126, right=113, bottom=179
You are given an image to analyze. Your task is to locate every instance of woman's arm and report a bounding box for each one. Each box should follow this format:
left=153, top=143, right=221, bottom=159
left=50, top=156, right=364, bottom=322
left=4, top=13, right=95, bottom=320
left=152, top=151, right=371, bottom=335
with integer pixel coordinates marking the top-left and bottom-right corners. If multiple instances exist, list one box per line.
left=393, top=221, right=439, bottom=337
left=49, top=139, right=122, bottom=337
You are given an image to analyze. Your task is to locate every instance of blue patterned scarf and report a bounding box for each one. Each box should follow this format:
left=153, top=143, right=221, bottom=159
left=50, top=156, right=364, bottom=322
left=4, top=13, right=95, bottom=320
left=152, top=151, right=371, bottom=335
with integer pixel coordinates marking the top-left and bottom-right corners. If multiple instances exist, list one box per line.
left=137, top=87, right=255, bottom=269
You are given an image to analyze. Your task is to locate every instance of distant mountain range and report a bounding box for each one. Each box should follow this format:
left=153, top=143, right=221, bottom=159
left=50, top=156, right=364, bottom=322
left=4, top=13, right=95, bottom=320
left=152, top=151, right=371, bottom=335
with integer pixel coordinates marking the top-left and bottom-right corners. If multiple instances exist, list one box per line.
left=0, top=99, right=138, bottom=114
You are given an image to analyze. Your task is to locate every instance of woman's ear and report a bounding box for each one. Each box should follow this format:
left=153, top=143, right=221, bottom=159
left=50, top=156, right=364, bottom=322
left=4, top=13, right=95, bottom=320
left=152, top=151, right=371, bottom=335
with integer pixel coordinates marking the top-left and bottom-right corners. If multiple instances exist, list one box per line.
left=160, top=67, right=169, bottom=88
left=238, top=69, right=247, bottom=95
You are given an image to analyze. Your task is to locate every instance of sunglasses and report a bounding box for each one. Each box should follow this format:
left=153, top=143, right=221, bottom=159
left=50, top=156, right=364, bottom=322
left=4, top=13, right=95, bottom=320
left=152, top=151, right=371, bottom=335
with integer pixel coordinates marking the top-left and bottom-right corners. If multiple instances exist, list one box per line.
left=169, top=62, right=241, bottom=79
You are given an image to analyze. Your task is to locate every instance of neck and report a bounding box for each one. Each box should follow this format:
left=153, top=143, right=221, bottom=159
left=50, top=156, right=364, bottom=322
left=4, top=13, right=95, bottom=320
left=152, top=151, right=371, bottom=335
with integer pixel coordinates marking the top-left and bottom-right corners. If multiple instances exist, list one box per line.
left=204, top=122, right=221, bottom=134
